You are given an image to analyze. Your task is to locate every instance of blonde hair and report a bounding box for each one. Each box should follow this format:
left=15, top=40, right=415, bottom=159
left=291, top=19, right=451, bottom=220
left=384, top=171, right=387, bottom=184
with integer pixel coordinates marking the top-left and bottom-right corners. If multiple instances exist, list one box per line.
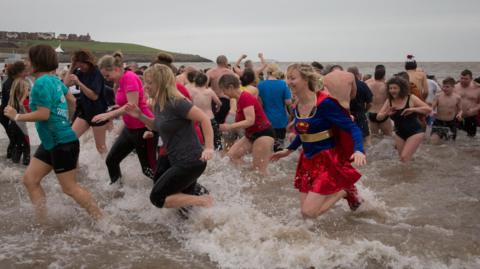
left=287, top=63, right=322, bottom=92
left=144, top=64, right=184, bottom=111
left=98, top=51, right=123, bottom=70
left=9, top=78, right=29, bottom=110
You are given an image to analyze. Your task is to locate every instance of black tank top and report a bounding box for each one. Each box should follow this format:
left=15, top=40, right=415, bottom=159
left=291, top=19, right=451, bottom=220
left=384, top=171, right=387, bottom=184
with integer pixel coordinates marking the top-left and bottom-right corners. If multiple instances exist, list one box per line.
left=390, top=95, right=422, bottom=134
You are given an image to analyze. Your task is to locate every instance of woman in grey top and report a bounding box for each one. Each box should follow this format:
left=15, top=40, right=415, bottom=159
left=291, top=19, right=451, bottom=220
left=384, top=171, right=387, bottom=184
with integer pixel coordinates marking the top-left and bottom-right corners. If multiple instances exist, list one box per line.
left=126, top=64, right=214, bottom=209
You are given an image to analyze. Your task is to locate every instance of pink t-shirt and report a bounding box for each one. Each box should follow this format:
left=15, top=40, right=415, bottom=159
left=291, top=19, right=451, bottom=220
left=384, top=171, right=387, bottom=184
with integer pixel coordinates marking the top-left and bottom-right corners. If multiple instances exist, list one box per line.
left=236, top=91, right=271, bottom=138
left=116, top=71, right=153, bottom=129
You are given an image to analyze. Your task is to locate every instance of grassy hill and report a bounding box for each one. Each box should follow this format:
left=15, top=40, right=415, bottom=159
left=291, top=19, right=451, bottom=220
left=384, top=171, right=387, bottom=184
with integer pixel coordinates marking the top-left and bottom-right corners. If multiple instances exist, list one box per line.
left=0, top=39, right=212, bottom=62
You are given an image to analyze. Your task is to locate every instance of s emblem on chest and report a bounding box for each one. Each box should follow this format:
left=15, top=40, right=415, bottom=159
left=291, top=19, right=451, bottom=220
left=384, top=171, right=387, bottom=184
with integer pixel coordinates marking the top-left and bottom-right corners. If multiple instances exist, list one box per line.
left=296, top=121, right=309, bottom=133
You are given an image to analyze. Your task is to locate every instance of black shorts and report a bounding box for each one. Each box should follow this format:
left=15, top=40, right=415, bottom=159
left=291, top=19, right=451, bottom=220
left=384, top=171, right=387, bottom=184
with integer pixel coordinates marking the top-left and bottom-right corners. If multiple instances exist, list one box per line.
left=431, top=119, right=457, bottom=140
left=34, top=140, right=80, bottom=174
left=75, top=105, right=108, bottom=127
left=458, top=116, right=477, bottom=137
left=354, top=113, right=370, bottom=138
left=247, top=127, right=275, bottom=143
left=214, top=97, right=231, bottom=124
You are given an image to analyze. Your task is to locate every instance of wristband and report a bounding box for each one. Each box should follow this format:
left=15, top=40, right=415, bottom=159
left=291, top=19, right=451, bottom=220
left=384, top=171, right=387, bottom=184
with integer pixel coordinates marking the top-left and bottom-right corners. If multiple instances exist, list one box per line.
left=14, top=114, right=19, bottom=121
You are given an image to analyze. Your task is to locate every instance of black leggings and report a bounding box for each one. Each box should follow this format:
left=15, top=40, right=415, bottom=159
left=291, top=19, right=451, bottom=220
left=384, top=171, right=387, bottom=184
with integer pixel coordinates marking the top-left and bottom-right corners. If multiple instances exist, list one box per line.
left=106, top=127, right=157, bottom=183
left=214, top=97, right=230, bottom=124
left=273, top=128, right=286, bottom=152
left=459, top=116, right=477, bottom=137
left=0, top=111, right=14, bottom=154
left=150, top=155, right=206, bottom=208
left=7, top=122, right=30, bottom=163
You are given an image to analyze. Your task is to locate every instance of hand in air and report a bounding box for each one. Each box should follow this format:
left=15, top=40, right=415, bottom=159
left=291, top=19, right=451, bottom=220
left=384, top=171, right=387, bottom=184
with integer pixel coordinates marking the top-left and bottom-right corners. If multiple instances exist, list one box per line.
left=270, top=149, right=292, bottom=162
left=258, top=52, right=264, bottom=59
left=125, top=103, right=141, bottom=118
left=350, top=151, right=366, bottom=166
left=200, top=148, right=214, bottom=161
left=241, top=54, right=247, bottom=59
left=3, top=105, right=18, bottom=120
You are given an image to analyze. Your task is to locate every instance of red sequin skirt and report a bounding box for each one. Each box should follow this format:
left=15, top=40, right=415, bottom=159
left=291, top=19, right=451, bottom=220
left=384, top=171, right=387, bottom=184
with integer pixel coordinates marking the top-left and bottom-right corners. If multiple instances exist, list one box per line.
left=294, top=148, right=361, bottom=195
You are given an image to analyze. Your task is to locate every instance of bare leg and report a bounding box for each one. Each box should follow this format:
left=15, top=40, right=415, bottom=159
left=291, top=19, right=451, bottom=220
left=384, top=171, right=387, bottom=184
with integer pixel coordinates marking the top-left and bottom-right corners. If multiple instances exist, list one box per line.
left=227, top=136, right=252, bottom=166
left=92, top=124, right=108, bottom=155
left=164, top=193, right=214, bottom=208
left=429, top=133, right=441, bottom=145
left=22, top=158, right=53, bottom=224
left=369, top=121, right=379, bottom=136
left=400, top=133, right=424, bottom=162
left=301, top=190, right=347, bottom=219
left=380, top=120, right=393, bottom=136
left=56, top=169, right=103, bottom=220
left=394, top=135, right=406, bottom=156
left=363, top=135, right=371, bottom=147
left=251, top=136, right=274, bottom=174
left=71, top=118, right=90, bottom=138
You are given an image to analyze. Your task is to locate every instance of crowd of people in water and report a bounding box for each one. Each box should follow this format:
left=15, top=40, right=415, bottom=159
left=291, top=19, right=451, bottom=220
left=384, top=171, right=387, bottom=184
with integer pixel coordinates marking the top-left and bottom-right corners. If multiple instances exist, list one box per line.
left=0, top=45, right=479, bottom=224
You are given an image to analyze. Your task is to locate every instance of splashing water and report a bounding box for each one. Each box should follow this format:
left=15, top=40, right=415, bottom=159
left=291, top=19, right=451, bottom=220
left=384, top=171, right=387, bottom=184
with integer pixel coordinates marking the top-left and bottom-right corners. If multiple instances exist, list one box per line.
left=0, top=120, right=479, bottom=269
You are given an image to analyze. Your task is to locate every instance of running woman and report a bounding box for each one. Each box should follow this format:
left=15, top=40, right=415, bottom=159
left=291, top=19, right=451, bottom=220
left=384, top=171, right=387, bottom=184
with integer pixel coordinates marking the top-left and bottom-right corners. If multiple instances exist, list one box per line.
left=271, top=64, right=366, bottom=219
left=376, top=76, right=431, bottom=162
left=64, top=49, right=109, bottom=155
left=125, top=64, right=214, bottom=209
left=3, top=45, right=103, bottom=223
left=7, top=78, right=31, bottom=165
left=93, top=52, right=157, bottom=184
left=218, top=74, right=274, bottom=175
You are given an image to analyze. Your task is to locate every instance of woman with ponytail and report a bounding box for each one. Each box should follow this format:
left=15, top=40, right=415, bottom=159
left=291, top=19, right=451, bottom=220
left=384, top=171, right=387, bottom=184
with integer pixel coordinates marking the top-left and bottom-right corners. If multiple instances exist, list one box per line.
left=125, top=64, right=214, bottom=209
left=93, top=52, right=157, bottom=184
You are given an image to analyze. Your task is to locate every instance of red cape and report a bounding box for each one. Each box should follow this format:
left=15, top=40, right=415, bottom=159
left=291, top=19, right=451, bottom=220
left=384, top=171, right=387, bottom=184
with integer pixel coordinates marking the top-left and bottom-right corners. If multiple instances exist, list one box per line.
left=315, top=91, right=354, bottom=161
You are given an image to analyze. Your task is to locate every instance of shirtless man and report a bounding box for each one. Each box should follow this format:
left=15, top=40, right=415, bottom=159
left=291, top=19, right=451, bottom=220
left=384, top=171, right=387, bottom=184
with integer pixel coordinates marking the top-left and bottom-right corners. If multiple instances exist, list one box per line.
left=430, top=77, right=462, bottom=144
left=405, top=55, right=428, bottom=100
left=454, top=69, right=480, bottom=137
left=206, top=55, right=237, bottom=124
left=366, top=65, right=393, bottom=136
left=189, top=72, right=223, bottom=150
left=324, top=65, right=356, bottom=110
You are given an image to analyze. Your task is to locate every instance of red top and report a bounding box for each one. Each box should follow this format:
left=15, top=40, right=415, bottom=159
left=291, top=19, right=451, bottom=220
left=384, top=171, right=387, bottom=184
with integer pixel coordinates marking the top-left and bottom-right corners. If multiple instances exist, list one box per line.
left=176, top=83, right=191, bottom=100
left=236, top=91, right=271, bottom=138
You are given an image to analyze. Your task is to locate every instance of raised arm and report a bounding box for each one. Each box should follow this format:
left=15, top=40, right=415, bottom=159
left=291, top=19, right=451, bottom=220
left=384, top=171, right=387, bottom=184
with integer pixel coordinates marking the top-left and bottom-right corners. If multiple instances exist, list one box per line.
left=255, top=53, right=268, bottom=74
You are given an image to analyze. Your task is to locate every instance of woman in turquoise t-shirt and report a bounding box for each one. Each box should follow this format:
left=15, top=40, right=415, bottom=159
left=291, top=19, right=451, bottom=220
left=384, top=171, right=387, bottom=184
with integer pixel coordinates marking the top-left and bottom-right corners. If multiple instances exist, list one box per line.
left=3, top=45, right=103, bottom=224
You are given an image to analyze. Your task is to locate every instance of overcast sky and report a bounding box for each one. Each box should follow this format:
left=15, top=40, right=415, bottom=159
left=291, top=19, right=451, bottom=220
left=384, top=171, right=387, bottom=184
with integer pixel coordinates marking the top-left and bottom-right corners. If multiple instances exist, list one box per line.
left=2, top=0, right=479, bottom=62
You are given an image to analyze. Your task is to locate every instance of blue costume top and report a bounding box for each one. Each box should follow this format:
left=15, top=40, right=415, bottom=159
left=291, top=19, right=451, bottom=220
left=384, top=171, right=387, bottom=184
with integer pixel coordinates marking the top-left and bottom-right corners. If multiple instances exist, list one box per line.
left=287, top=92, right=364, bottom=159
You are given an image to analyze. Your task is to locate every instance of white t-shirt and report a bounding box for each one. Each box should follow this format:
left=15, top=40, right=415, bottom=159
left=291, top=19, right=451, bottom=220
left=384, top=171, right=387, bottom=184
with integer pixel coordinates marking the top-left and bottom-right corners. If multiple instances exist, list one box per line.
left=426, top=79, right=440, bottom=104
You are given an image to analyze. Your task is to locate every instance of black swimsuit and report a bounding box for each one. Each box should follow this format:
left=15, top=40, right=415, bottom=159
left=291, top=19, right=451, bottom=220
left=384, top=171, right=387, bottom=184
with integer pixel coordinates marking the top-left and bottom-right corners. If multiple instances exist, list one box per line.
left=390, top=95, right=424, bottom=140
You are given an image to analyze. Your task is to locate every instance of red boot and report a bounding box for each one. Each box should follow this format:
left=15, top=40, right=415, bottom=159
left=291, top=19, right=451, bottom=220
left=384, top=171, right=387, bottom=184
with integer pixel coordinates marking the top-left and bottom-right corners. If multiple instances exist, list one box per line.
left=344, top=185, right=362, bottom=211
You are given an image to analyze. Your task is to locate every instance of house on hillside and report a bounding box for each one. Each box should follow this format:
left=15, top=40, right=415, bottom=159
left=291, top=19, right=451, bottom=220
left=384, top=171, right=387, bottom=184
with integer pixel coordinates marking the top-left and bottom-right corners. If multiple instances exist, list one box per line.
left=57, top=34, right=67, bottom=40
left=78, top=33, right=91, bottom=41
left=67, top=34, right=78, bottom=40
left=6, top=32, right=18, bottom=39
left=38, top=32, right=55, bottom=40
